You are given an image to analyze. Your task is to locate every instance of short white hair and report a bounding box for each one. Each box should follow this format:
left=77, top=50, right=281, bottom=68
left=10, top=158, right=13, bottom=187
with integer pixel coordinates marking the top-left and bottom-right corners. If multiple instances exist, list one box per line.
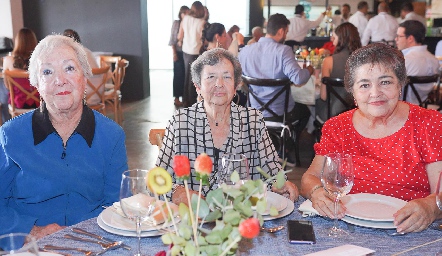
left=28, top=34, right=92, bottom=86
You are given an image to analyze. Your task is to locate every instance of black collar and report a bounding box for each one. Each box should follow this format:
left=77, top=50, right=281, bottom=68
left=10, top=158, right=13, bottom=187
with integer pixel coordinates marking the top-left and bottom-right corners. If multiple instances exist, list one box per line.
left=32, top=105, right=95, bottom=147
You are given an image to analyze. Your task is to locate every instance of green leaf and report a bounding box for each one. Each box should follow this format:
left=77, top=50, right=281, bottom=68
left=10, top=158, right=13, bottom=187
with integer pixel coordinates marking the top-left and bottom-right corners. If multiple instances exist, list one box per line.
left=178, top=203, right=190, bottom=225
left=196, top=172, right=209, bottom=186
left=161, top=233, right=173, bottom=244
left=223, top=209, right=241, bottom=225
left=269, top=205, right=279, bottom=216
left=230, top=170, right=239, bottom=183
left=223, top=187, right=243, bottom=198
left=219, top=223, right=233, bottom=240
left=206, top=188, right=224, bottom=207
left=276, top=170, right=285, bottom=189
left=178, top=224, right=192, bottom=240
left=205, top=209, right=222, bottom=222
left=184, top=242, right=197, bottom=256
left=205, top=230, right=223, bottom=244
left=256, top=166, right=271, bottom=179
left=197, top=235, right=208, bottom=246
left=255, top=198, right=267, bottom=213
left=170, top=245, right=182, bottom=256
left=213, top=220, right=226, bottom=231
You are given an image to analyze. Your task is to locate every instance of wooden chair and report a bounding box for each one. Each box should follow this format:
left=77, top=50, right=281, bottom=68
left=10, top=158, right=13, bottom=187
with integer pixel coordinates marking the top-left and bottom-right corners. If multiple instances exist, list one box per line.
left=86, top=66, right=110, bottom=113
left=242, top=75, right=301, bottom=167
left=104, top=59, right=129, bottom=125
left=403, top=73, right=440, bottom=108
left=314, top=77, right=355, bottom=142
left=148, top=128, right=165, bottom=148
left=3, top=69, right=40, bottom=118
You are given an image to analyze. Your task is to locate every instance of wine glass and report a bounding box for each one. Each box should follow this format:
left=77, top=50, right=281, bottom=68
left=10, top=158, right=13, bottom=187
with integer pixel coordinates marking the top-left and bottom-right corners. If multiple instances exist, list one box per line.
left=120, top=169, right=156, bottom=256
left=320, top=153, right=354, bottom=237
left=218, top=153, right=249, bottom=186
left=0, top=233, right=39, bottom=255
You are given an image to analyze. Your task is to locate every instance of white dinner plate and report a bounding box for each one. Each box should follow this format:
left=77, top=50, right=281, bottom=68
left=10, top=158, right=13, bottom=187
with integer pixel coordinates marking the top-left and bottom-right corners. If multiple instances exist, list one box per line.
left=262, top=191, right=288, bottom=215
left=342, top=193, right=407, bottom=222
left=263, top=194, right=294, bottom=221
left=100, top=202, right=180, bottom=232
left=97, top=214, right=167, bottom=237
left=341, top=215, right=397, bottom=229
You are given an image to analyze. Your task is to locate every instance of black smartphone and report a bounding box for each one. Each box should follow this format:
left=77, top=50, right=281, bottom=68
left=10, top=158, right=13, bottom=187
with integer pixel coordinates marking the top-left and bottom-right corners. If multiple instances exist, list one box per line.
left=287, top=220, right=316, bottom=244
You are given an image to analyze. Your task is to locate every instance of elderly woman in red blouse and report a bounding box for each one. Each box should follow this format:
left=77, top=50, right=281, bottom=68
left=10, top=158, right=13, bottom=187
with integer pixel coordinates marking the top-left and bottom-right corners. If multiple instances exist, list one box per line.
left=301, top=43, right=442, bottom=233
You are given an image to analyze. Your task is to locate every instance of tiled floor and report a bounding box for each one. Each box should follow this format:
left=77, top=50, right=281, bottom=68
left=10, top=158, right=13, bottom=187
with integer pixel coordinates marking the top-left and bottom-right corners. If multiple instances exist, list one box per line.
left=118, top=70, right=315, bottom=189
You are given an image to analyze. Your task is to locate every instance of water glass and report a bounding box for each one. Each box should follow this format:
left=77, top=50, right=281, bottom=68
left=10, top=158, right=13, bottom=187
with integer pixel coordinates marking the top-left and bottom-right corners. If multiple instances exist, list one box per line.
left=218, top=153, right=249, bottom=185
left=0, top=233, right=39, bottom=255
left=120, top=169, right=155, bottom=256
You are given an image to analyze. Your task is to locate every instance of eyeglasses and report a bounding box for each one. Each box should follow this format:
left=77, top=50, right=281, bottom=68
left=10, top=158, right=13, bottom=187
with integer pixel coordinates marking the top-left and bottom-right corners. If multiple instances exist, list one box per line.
left=395, top=34, right=407, bottom=39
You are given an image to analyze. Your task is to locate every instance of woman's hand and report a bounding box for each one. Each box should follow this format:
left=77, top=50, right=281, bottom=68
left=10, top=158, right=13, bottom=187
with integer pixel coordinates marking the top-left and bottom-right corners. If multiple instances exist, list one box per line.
left=393, top=196, right=440, bottom=233
left=172, top=186, right=205, bottom=206
left=310, top=187, right=346, bottom=219
left=271, top=181, right=299, bottom=202
left=30, top=223, right=65, bottom=239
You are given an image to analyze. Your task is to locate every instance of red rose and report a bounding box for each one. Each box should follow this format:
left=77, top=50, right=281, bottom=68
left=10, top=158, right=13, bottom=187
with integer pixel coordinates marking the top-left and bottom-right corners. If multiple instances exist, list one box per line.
left=239, top=218, right=260, bottom=239
left=173, top=155, right=190, bottom=179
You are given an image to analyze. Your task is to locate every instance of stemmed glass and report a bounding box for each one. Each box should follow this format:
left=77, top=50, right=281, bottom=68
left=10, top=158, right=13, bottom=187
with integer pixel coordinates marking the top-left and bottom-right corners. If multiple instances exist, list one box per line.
left=120, top=169, right=156, bottom=256
left=320, top=153, right=354, bottom=237
left=218, top=153, right=249, bottom=186
left=0, top=233, right=39, bottom=255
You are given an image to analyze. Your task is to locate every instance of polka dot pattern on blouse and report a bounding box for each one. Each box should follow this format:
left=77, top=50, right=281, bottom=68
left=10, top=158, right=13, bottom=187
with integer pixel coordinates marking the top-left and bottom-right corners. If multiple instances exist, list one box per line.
left=315, top=103, right=442, bottom=201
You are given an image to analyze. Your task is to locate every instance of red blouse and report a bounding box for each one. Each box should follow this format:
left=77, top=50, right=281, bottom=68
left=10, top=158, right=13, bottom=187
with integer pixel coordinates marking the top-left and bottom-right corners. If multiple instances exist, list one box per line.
left=315, top=103, right=442, bottom=201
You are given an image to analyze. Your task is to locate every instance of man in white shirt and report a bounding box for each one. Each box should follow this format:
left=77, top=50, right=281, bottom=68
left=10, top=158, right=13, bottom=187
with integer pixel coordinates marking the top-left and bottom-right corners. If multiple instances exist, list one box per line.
left=349, top=1, right=369, bottom=39
left=400, top=2, right=426, bottom=28
left=331, top=4, right=351, bottom=28
left=285, top=5, right=326, bottom=48
left=395, top=20, right=439, bottom=106
left=361, top=2, right=398, bottom=46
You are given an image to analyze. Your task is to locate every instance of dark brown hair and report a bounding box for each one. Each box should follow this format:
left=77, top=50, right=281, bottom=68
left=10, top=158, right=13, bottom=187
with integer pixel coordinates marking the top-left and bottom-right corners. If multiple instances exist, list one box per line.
left=334, top=23, right=361, bottom=54
left=189, top=1, right=205, bottom=19
left=12, top=28, right=38, bottom=69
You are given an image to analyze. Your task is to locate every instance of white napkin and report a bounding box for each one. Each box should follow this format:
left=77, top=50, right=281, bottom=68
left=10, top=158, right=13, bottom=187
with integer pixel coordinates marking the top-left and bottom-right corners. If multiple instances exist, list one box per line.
left=304, top=244, right=375, bottom=256
left=298, top=199, right=320, bottom=217
left=112, top=194, right=171, bottom=223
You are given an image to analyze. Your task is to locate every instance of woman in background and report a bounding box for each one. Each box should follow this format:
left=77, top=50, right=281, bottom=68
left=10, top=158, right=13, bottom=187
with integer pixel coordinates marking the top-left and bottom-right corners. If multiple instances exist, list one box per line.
left=169, top=6, right=189, bottom=107
left=315, top=23, right=361, bottom=122
left=2, top=27, right=39, bottom=110
left=178, top=1, right=206, bottom=107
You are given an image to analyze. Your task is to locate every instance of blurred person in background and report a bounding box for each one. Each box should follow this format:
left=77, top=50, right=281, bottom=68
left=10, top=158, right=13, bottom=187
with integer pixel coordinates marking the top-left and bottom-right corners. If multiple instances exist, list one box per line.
left=169, top=5, right=190, bottom=107
left=247, top=26, right=264, bottom=45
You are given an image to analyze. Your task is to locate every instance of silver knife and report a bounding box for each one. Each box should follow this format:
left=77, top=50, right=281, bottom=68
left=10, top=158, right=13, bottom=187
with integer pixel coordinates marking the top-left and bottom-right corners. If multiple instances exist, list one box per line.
left=72, top=227, right=131, bottom=250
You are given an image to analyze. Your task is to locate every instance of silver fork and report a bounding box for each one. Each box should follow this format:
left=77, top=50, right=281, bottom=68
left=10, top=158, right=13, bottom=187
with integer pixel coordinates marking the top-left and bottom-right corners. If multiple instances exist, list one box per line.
left=43, top=245, right=98, bottom=256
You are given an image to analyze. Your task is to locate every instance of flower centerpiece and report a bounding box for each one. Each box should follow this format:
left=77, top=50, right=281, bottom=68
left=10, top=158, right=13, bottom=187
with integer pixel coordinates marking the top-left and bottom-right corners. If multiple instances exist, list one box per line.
left=296, top=47, right=330, bottom=69
left=147, top=153, right=290, bottom=256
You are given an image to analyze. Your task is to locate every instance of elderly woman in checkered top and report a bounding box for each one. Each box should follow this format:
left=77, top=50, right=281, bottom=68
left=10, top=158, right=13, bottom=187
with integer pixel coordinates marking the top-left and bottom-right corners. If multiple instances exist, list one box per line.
left=156, top=48, right=299, bottom=205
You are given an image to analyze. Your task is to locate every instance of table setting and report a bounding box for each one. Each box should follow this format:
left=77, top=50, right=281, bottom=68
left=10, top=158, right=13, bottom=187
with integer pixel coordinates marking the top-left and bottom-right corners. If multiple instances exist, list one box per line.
left=8, top=152, right=442, bottom=255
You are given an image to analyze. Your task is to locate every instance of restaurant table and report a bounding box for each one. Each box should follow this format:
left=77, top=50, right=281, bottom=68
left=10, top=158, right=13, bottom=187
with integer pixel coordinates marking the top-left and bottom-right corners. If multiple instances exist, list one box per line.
left=37, top=198, right=442, bottom=256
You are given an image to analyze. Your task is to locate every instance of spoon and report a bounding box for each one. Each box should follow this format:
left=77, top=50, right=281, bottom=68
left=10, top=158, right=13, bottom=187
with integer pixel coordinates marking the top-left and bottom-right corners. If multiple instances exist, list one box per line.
left=261, top=225, right=285, bottom=233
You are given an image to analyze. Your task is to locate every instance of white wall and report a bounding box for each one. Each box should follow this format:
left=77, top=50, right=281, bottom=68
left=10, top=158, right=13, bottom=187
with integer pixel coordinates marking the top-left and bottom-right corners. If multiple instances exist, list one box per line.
left=0, top=0, right=23, bottom=38
left=0, top=0, right=13, bottom=38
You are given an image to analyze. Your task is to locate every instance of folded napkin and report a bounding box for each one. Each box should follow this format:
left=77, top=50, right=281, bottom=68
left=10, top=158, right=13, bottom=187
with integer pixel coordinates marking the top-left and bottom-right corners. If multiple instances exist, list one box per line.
left=113, top=194, right=173, bottom=224
left=298, top=199, right=320, bottom=217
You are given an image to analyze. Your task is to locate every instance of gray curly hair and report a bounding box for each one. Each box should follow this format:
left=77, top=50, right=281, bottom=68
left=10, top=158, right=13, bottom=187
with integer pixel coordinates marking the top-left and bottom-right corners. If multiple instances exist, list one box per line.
left=344, top=43, right=407, bottom=93
left=191, top=48, right=242, bottom=89
left=28, top=34, right=92, bottom=87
